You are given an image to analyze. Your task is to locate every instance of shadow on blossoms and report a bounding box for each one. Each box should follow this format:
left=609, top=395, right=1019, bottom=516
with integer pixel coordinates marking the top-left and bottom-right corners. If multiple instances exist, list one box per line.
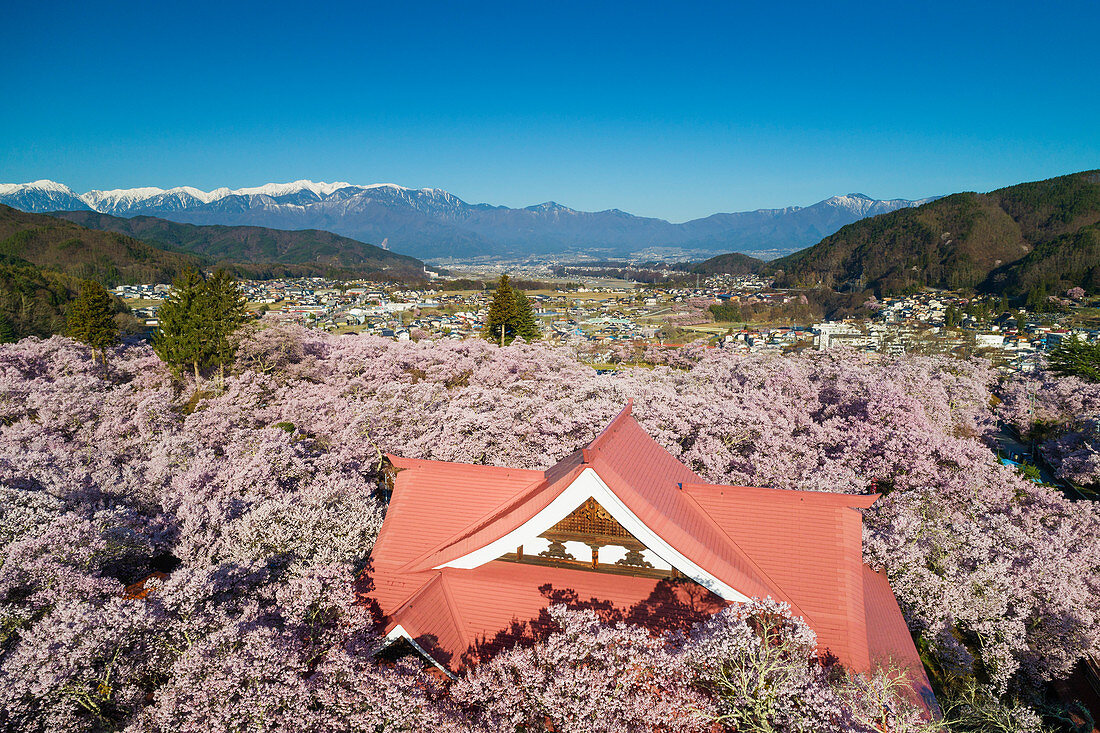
left=0, top=318, right=1096, bottom=732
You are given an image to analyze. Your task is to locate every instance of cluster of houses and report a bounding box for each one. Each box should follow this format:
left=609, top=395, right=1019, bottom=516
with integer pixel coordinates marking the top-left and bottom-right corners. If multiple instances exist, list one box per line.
left=814, top=291, right=1096, bottom=370
left=113, top=274, right=1092, bottom=373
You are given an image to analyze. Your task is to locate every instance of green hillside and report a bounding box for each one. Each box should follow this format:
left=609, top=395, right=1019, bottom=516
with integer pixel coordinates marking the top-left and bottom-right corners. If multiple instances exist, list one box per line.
left=770, top=170, right=1100, bottom=295
left=0, top=205, right=196, bottom=341
left=0, top=205, right=197, bottom=286
left=684, top=251, right=765, bottom=276
left=0, top=256, right=78, bottom=341
left=52, top=211, right=426, bottom=280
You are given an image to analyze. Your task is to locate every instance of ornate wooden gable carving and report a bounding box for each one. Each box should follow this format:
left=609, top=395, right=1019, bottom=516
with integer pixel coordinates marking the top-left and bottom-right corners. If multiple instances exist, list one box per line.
left=543, top=497, right=636, bottom=545
left=505, top=497, right=669, bottom=577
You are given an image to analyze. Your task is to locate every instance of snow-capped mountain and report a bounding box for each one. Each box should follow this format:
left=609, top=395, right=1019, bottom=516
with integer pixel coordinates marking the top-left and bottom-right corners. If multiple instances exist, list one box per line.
left=0, top=179, right=936, bottom=260
left=0, top=180, right=91, bottom=213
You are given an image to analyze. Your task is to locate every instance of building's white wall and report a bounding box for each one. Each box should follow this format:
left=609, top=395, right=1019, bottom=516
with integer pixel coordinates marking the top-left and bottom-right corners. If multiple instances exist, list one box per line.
left=438, top=467, right=748, bottom=602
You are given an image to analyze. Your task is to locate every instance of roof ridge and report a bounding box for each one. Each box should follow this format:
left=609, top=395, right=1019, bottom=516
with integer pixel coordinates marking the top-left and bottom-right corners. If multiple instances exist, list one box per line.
left=386, top=454, right=544, bottom=477
left=389, top=571, right=445, bottom=619
left=585, top=400, right=634, bottom=454
left=436, top=570, right=469, bottom=643
left=683, top=482, right=879, bottom=508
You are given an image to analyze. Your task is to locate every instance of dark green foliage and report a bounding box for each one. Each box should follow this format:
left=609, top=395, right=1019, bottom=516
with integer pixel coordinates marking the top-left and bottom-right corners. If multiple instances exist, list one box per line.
left=0, top=314, right=14, bottom=343
left=50, top=211, right=425, bottom=280
left=996, top=223, right=1100, bottom=295
left=482, top=274, right=532, bottom=345
left=770, top=170, right=1100, bottom=296
left=1047, top=336, right=1100, bottom=382
left=152, top=268, right=249, bottom=381
left=512, top=289, right=540, bottom=342
left=687, top=252, right=765, bottom=276
left=67, top=280, right=119, bottom=354
left=152, top=268, right=211, bottom=380
left=0, top=258, right=79, bottom=340
left=1024, top=283, right=1066, bottom=313
left=0, top=204, right=195, bottom=286
left=709, top=303, right=743, bottom=322
left=944, top=305, right=961, bottom=328
left=204, top=269, right=248, bottom=376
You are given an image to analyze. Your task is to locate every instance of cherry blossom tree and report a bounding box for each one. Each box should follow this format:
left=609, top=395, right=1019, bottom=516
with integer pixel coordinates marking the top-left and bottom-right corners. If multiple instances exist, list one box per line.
left=1, top=322, right=1098, bottom=731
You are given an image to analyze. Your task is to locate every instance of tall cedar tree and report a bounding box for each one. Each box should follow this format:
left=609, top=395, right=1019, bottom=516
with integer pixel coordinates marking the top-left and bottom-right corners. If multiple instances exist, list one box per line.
left=205, top=269, right=249, bottom=384
left=66, top=279, right=119, bottom=362
left=153, top=268, right=211, bottom=380
left=1048, top=335, right=1100, bottom=382
left=483, top=274, right=521, bottom=345
left=153, top=268, right=248, bottom=382
left=513, top=288, right=540, bottom=342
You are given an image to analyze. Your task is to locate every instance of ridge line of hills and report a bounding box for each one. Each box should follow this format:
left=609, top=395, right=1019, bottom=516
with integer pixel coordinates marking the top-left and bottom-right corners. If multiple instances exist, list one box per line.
left=49, top=211, right=425, bottom=280
left=766, top=169, right=1100, bottom=296
left=690, top=170, right=1100, bottom=300
left=0, top=205, right=426, bottom=340
left=2, top=168, right=1098, bottom=342
left=0, top=179, right=936, bottom=260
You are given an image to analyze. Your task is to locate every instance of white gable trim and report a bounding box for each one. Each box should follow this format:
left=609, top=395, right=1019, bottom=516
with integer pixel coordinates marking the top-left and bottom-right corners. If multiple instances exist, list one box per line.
left=378, top=624, right=456, bottom=678
left=435, top=467, right=750, bottom=602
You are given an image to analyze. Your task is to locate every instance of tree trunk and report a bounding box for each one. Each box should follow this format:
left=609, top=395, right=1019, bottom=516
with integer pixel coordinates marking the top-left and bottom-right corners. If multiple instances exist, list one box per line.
left=193, top=361, right=201, bottom=385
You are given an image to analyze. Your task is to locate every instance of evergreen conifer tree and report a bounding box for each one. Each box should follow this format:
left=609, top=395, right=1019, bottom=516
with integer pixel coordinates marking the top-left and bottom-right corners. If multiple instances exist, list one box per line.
left=1048, top=335, right=1100, bottom=382
left=483, top=274, right=521, bottom=345
left=153, top=268, right=215, bottom=381
left=512, top=288, right=541, bottom=342
left=0, top=314, right=15, bottom=344
left=205, top=269, right=249, bottom=384
left=66, top=280, right=119, bottom=362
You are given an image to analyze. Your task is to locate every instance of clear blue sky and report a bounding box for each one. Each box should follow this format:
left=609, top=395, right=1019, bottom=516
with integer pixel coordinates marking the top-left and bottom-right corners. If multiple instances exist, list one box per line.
left=3, top=0, right=1098, bottom=221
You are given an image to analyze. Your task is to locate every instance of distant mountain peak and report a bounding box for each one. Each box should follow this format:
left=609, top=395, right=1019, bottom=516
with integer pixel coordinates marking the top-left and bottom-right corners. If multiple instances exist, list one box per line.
left=0, top=179, right=77, bottom=195
left=525, top=201, right=572, bottom=213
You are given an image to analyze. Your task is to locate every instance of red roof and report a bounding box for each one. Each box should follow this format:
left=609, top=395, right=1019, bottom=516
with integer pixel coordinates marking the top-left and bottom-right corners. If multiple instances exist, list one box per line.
left=365, top=401, right=930, bottom=702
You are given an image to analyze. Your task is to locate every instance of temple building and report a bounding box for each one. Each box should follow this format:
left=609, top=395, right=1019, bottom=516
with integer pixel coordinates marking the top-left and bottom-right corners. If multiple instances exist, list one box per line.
left=365, top=401, right=931, bottom=700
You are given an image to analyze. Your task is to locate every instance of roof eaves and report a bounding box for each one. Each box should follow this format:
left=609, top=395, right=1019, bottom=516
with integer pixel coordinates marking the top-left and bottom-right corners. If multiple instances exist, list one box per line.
left=397, top=465, right=586, bottom=573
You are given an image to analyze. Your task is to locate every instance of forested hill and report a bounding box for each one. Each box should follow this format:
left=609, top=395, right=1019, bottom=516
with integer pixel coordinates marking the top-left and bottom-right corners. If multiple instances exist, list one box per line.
left=0, top=205, right=197, bottom=286
left=0, top=205, right=200, bottom=340
left=51, top=211, right=426, bottom=280
left=768, top=170, right=1100, bottom=295
left=683, top=251, right=765, bottom=275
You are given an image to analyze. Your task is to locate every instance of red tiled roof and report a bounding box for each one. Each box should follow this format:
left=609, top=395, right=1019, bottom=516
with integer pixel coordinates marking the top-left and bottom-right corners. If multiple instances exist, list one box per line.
left=366, top=401, right=930, bottom=699
left=863, top=566, right=937, bottom=710
left=683, top=481, right=877, bottom=670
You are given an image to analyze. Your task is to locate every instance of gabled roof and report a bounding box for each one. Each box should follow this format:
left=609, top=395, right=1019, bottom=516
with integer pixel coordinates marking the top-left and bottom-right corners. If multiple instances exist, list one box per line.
left=367, top=401, right=926, bottom=694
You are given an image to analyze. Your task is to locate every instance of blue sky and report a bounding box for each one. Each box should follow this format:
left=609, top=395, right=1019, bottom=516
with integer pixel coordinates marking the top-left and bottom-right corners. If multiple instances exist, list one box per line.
left=3, top=0, right=1098, bottom=221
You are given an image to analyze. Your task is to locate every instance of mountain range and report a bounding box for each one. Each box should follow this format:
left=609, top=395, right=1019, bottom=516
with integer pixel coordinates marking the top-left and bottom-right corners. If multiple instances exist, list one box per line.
left=769, top=170, right=1100, bottom=295
left=0, top=180, right=935, bottom=261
